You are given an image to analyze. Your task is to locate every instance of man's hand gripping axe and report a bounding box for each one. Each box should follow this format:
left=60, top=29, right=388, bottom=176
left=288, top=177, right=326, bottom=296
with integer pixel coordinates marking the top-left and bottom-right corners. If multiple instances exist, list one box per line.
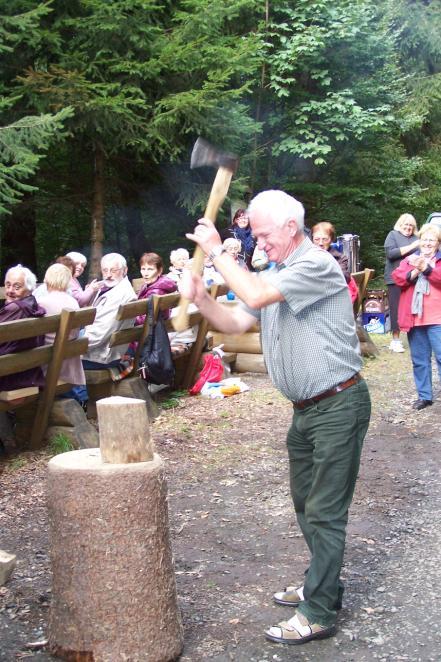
left=172, top=137, right=239, bottom=332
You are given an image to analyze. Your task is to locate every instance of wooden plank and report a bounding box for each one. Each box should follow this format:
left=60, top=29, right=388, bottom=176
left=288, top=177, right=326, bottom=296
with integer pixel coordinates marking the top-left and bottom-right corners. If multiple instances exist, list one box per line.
left=0, top=307, right=95, bottom=343
left=116, top=299, right=149, bottom=321
left=235, top=353, right=267, bottom=374
left=352, top=268, right=375, bottom=316
left=109, top=326, right=144, bottom=348
left=0, top=314, right=60, bottom=343
left=181, top=283, right=222, bottom=389
left=0, top=345, right=52, bottom=376
left=165, top=310, right=202, bottom=331
left=30, top=309, right=79, bottom=449
left=210, top=331, right=262, bottom=354
left=0, top=386, right=39, bottom=401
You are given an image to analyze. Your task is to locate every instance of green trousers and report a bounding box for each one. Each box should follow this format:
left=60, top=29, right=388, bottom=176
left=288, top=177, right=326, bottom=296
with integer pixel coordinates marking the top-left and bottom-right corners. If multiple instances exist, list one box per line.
left=286, top=379, right=371, bottom=627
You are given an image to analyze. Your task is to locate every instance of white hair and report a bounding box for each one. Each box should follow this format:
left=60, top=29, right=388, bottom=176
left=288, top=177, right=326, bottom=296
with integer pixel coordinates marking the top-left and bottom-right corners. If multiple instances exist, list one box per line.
left=6, top=264, right=37, bottom=292
left=248, top=190, right=305, bottom=230
left=101, top=253, right=127, bottom=269
left=66, top=251, right=87, bottom=265
left=44, top=263, right=72, bottom=291
left=170, top=248, right=189, bottom=263
left=223, top=237, right=241, bottom=252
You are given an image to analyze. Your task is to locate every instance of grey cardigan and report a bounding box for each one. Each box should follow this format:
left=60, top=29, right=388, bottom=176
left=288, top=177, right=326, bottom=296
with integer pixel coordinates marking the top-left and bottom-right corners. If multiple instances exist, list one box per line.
left=384, top=230, right=418, bottom=285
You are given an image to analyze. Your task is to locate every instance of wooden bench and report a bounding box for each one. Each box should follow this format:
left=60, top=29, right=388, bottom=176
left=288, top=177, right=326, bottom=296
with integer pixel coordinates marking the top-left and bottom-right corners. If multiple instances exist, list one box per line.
left=0, top=307, right=96, bottom=449
left=352, top=268, right=375, bottom=316
left=84, top=284, right=230, bottom=410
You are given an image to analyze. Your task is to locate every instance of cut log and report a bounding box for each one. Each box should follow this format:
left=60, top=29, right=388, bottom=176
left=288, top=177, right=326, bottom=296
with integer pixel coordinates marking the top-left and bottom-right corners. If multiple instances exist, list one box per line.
left=210, top=331, right=262, bottom=354
left=97, top=396, right=153, bottom=464
left=0, top=550, right=16, bottom=586
left=48, top=398, right=183, bottom=662
left=234, top=353, right=267, bottom=374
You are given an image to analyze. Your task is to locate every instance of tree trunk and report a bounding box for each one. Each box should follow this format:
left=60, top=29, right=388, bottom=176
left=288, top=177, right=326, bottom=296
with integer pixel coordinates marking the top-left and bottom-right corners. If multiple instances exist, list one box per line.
left=1, top=194, right=37, bottom=276
left=88, top=142, right=105, bottom=280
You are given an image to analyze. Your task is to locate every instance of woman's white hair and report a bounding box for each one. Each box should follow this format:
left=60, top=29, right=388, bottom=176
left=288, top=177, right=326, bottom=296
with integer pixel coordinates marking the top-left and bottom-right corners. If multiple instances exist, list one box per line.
left=44, top=264, right=72, bottom=292
left=223, top=237, right=241, bottom=252
left=6, top=264, right=37, bottom=292
left=248, top=190, right=305, bottom=230
left=418, top=223, right=441, bottom=242
left=170, top=248, right=189, bottom=264
left=66, top=251, right=87, bottom=265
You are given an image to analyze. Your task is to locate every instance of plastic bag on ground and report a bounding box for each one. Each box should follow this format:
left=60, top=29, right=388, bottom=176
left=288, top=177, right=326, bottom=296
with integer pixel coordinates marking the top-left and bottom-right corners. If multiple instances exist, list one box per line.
left=200, top=377, right=250, bottom=398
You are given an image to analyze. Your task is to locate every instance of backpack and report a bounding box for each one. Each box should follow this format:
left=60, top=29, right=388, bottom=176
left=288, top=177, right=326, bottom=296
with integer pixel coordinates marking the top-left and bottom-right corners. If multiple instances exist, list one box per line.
left=138, top=298, right=175, bottom=386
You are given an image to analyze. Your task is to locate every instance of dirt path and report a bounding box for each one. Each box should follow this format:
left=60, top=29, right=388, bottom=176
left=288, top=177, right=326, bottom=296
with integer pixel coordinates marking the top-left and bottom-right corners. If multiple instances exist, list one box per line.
left=1, top=334, right=440, bottom=661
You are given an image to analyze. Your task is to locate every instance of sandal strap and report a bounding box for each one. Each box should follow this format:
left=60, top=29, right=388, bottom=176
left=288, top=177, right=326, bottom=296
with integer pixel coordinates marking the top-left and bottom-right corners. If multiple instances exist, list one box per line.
left=285, top=613, right=312, bottom=637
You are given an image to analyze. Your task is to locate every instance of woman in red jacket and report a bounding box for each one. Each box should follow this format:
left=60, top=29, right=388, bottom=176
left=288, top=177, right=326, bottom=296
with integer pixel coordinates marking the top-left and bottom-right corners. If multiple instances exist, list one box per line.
left=392, top=224, right=441, bottom=410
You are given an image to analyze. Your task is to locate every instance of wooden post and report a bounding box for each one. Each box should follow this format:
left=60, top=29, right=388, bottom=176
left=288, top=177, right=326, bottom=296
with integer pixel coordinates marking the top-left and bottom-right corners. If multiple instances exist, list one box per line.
left=47, top=396, right=183, bottom=661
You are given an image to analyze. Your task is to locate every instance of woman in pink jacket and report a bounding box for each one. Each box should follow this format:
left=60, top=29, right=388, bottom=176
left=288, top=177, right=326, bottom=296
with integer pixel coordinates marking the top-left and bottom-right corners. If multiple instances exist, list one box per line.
left=65, top=251, right=101, bottom=307
left=392, top=224, right=441, bottom=410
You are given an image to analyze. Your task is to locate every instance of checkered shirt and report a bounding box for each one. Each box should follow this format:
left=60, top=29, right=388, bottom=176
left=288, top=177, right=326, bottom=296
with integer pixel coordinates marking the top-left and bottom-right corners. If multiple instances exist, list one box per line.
left=241, top=237, right=362, bottom=402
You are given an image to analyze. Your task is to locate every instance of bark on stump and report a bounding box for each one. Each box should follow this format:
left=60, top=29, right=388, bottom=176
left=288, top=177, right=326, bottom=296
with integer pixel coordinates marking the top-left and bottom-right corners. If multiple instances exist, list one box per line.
left=47, top=396, right=183, bottom=662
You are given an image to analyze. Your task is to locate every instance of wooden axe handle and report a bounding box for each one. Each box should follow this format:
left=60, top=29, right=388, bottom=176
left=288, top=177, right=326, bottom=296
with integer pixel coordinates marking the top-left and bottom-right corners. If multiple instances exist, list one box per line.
left=172, top=166, right=234, bottom=332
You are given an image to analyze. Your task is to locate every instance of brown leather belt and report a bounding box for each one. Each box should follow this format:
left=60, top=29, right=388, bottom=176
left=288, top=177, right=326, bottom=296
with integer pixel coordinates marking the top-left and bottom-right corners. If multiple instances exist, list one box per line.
left=293, top=373, right=362, bottom=410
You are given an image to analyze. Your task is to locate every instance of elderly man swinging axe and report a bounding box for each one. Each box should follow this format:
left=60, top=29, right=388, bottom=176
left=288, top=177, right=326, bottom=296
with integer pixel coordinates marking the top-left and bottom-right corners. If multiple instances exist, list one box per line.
left=180, top=180, right=371, bottom=645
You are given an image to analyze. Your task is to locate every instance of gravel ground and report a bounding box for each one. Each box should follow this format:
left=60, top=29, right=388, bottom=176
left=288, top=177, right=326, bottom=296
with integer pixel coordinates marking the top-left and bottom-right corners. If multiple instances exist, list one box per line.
left=0, top=332, right=440, bottom=661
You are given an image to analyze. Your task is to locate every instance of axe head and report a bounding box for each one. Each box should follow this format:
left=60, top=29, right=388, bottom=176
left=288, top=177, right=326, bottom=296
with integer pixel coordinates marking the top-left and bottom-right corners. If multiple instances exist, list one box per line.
left=191, top=137, right=239, bottom=174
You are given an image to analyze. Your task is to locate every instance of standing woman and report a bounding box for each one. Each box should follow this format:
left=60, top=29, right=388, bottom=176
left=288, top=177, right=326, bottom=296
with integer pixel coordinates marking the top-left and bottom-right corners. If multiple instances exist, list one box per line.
left=311, top=221, right=358, bottom=304
left=221, top=209, right=256, bottom=269
left=384, top=214, right=419, bottom=352
left=392, top=224, right=441, bottom=410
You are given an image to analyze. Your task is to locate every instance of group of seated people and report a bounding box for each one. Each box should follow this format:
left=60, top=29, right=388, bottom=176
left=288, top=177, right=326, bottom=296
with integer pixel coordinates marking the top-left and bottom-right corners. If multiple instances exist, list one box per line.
left=0, top=211, right=358, bottom=412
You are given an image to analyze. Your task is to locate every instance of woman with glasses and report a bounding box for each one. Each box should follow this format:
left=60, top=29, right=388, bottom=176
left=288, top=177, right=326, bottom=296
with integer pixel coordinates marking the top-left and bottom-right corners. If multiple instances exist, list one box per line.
left=221, top=208, right=256, bottom=269
left=392, top=224, right=441, bottom=410
left=384, top=214, right=420, bottom=353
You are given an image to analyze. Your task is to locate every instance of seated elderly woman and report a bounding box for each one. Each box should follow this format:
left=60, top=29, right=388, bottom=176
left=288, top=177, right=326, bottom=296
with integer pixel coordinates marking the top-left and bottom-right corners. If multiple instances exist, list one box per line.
left=392, top=223, right=441, bottom=410
left=311, top=221, right=358, bottom=304
left=0, top=265, right=46, bottom=391
left=65, top=251, right=101, bottom=306
left=223, top=237, right=249, bottom=269
left=37, top=264, right=88, bottom=407
left=221, top=208, right=256, bottom=269
left=167, top=248, right=190, bottom=283
left=33, top=255, right=76, bottom=302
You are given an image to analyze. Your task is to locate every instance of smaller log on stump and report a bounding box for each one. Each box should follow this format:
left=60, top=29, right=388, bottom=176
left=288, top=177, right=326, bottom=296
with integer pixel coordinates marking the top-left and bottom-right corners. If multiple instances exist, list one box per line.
left=47, top=396, right=183, bottom=662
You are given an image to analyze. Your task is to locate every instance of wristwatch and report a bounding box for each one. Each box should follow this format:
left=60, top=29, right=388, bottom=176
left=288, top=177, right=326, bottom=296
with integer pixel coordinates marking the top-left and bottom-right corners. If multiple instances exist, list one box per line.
left=208, top=245, right=226, bottom=262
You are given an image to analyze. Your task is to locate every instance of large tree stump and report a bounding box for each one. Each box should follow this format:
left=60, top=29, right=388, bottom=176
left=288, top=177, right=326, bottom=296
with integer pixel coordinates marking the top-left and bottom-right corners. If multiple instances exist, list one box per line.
left=47, top=397, right=183, bottom=662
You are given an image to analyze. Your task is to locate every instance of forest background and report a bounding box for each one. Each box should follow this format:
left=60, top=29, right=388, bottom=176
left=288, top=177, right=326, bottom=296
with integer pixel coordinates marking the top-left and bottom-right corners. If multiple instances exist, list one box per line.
left=0, top=0, right=440, bottom=282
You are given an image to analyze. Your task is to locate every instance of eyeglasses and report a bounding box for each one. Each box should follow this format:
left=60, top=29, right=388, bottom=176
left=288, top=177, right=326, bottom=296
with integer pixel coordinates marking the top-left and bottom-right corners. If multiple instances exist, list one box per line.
left=101, top=267, right=123, bottom=276
left=421, top=238, right=438, bottom=244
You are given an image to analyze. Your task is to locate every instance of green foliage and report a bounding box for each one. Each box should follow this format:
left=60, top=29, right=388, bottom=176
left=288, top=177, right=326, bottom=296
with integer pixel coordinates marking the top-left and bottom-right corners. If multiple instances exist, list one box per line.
left=0, top=108, right=73, bottom=215
left=49, top=432, right=74, bottom=455
left=1, top=0, right=441, bottom=275
left=161, top=389, right=188, bottom=410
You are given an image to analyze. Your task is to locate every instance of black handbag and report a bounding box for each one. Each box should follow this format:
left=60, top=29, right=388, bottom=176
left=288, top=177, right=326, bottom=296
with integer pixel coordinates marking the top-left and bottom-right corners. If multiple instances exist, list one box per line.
left=138, top=299, right=175, bottom=386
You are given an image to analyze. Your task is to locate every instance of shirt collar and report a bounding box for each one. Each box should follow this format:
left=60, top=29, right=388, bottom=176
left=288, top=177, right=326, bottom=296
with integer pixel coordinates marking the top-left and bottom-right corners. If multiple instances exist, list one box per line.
left=277, top=235, right=314, bottom=271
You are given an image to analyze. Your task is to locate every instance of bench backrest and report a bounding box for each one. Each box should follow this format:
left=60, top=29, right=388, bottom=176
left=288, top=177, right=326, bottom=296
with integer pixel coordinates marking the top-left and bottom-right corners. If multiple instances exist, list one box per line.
left=106, top=285, right=227, bottom=389
left=351, top=268, right=375, bottom=316
left=0, top=306, right=96, bottom=448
